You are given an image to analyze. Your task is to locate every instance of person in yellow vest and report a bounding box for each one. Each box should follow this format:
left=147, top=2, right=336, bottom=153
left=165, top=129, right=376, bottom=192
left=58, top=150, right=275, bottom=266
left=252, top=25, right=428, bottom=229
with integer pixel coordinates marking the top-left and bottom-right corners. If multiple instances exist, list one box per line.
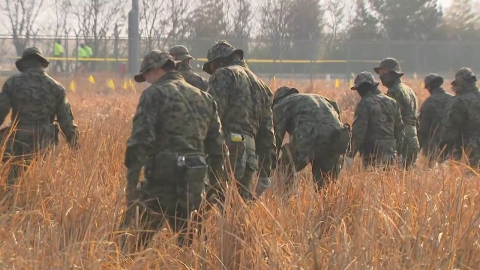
left=77, top=43, right=88, bottom=71
left=53, top=39, right=64, bottom=72
left=84, top=43, right=93, bottom=58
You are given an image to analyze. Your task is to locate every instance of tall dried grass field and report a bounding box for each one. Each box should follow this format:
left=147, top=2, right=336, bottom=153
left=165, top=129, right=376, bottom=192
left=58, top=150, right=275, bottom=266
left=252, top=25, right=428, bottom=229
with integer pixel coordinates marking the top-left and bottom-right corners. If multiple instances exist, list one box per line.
left=0, top=73, right=478, bottom=269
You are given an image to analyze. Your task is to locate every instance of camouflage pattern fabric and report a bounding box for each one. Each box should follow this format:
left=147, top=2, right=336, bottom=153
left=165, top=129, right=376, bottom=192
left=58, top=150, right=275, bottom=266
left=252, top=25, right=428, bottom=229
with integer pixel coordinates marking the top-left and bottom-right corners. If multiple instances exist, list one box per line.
left=350, top=83, right=404, bottom=168
left=203, top=40, right=244, bottom=75
left=206, top=41, right=275, bottom=201
left=374, top=58, right=404, bottom=75
left=176, top=63, right=209, bottom=91
left=273, top=91, right=350, bottom=190
left=208, top=62, right=275, bottom=200
left=441, top=67, right=480, bottom=167
left=134, top=50, right=178, bottom=83
left=418, top=74, right=453, bottom=166
left=124, top=70, right=226, bottom=248
left=0, top=47, right=79, bottom=184
left=169, top=45, right=194, bottom=61
left=384, top=79, right=419, bottom=168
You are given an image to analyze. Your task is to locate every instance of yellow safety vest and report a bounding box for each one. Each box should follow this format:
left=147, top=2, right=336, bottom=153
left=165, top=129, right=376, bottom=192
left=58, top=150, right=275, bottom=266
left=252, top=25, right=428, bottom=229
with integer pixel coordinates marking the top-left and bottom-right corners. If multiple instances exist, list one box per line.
left=54, top=43, right=64, bottom=56
left=85, top=46, right=93, bottom=58
left=78, top=47, right=87, bottom=58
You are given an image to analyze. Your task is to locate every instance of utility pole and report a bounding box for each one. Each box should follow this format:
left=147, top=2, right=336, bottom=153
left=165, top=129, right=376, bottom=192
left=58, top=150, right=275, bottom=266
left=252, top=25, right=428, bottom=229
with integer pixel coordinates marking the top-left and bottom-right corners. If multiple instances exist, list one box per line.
left=128, top=0, right=140, bottom=74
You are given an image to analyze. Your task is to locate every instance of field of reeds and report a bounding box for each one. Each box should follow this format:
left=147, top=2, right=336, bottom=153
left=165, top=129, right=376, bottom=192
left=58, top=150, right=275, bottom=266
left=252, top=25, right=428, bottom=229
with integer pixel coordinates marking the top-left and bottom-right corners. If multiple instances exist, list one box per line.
left=0, top=72, right=478, bottom=269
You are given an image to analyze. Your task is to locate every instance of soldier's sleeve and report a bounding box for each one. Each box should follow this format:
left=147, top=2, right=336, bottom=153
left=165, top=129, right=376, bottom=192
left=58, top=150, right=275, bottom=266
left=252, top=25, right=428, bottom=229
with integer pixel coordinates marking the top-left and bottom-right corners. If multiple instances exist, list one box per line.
left=350, top=101, right=369, bottom=157
left=417, top=100, right=431, bottom=149
left=273, top=102, right=288, bottom=154
left=201, top=77, right=209, bottom=91
left=55, top=84, right=79, bottom=147
left=206, top=70, right=231, bottom=118
left=0, top=79, right=12, bottom=126
left=393, top=101, right=405, bottom=153
left=324, top=97, right=342, bottom=121
left=124, top=89, right=157, bottom=170
left=440, top=97, right=465, bottom=147
left=256, top=93, right=276, bottom=178
left=205, top=100, right=227, bottom=176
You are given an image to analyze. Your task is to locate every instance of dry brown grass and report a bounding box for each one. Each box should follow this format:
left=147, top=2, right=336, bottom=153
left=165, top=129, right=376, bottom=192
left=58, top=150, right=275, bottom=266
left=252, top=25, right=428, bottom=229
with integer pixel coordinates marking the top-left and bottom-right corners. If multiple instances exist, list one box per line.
left=0, top=73, right=478, bottom=269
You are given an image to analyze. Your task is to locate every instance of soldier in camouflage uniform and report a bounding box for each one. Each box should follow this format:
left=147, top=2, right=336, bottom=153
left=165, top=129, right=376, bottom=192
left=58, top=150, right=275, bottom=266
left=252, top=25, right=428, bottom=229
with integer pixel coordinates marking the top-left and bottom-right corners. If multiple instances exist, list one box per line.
left=347, top=72, right=404, bottom=168
left=123, top=50, right=226, bottom=249
left=273, top=87, right=350, bottom=190
left=203, top=41, right=275, bottom=201
left=169, top=45, right=209, bottom=91
left=0, top=47, right=79, bottom=185
left=418, top=73, right=453, bottom=167
left=440, top=67, right=480, bottom=168
left=374, top=58, right=419, bottom=169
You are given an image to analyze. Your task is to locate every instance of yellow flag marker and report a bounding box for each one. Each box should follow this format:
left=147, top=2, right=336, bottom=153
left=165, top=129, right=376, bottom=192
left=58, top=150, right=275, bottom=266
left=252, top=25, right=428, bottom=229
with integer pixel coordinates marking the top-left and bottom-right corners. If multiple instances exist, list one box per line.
left=123, top=80, right=128, bottom=89
left=420, top=81, right=425, bottom=88
left=108, top=79, right=115, bottom=90
left=334, top=78, right=340, bottom=88
left=129, top=79, right=136, bottom=93
left=349, top=79, right=354, bottom=88
left=88, top=75, right=95, bottom=84
left=69, top=80, right=76, bottom=92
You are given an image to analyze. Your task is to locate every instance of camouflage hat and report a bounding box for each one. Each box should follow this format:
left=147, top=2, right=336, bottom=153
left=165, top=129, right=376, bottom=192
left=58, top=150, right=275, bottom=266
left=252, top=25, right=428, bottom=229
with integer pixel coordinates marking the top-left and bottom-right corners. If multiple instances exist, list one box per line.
left=169, top=45, right=194, bottom=61
left=451, top=67, right=477, bottom=86
left=134, top=50, right=177, bottom=83
left=424, top=73, right=444, bottom=89
left=203, top=40, right=244, bottom=74
left=373, top=58, right=404, bottom=75
left=15, top=46, right=50, bottom=72
left=273, top=86, right=299, bottom=105
left=351, top=71, right=379, bottom=90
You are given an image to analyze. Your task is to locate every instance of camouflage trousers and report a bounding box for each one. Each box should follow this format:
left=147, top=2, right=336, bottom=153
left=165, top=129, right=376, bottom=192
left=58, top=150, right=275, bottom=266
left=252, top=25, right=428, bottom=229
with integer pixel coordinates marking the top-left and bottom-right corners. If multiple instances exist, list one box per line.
left=224, top=132, right=258, bottom=201
left=278, top=124, right=350, bottom=191
left=362, top=152, right=396, bottom=169
left=121, top=152, right=208, bottom=250
left=401, top=125, right=420, bottom=169
left=1, top=125, right=57, bottom=186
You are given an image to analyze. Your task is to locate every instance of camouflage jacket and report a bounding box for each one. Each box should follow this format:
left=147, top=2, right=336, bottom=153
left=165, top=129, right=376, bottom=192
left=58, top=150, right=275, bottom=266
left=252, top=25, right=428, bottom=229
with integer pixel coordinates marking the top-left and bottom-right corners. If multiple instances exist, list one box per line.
left=125, top=72, right=225, bottom=172
left=386, top=80, right=419, bottom=127
left=207, top=60, right=275, bottom=177
left=0, top=66, right=78, bottom=146
left=352, top=88, right=404, bottom=157
left=177, top=63, right=209, bottom=91
left=418, top=87, right=453, bottom=149
left=273, top=93, right=343, bottom=153
left=441, top=85, right=480, bottom=149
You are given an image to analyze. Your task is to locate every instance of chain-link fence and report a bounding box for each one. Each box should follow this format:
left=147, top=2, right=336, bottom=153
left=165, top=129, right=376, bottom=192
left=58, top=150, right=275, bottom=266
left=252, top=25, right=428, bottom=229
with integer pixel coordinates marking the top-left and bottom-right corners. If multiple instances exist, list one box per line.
left=1, top=35, right=479, bottom=79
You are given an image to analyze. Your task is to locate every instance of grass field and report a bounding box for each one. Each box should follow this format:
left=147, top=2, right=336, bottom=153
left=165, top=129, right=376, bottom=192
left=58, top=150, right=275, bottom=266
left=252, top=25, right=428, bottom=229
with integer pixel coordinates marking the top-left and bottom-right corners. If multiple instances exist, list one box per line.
left=0, top=72, right=478, bottom=269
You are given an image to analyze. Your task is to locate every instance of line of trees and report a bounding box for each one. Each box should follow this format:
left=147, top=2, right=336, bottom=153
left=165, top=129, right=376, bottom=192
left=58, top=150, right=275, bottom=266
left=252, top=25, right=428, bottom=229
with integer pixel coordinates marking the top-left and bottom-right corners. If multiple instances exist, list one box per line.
left=1, top=0, right=480, bottom=57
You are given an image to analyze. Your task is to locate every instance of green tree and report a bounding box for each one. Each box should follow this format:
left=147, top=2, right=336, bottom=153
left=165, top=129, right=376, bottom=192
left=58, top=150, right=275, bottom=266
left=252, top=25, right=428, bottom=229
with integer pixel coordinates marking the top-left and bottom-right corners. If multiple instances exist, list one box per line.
left=349, top=0, right=380, bottom=40
left=369, top=0, right=443, bottom=40
left=190, top=0, right=229, bottom=38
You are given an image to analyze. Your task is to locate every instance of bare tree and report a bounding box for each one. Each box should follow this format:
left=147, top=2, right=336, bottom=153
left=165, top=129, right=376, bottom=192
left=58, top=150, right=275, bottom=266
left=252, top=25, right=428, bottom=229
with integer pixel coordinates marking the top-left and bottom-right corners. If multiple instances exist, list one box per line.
left=191, top=0, right=229, bottom=38
left=167, top=0, right=193, bottom=45
left=0, top=0, right=45, bottom=55
left=139, top=0, right=169, bottom=54
left=324, top=0, right=354, bottom=42
left=73, top=0, right=127, bottom=59
left=52, top=0, right=72, bottom=37
left=228, top=0, right=253, bottom=38
left=259, top=0, right=294, bottom=58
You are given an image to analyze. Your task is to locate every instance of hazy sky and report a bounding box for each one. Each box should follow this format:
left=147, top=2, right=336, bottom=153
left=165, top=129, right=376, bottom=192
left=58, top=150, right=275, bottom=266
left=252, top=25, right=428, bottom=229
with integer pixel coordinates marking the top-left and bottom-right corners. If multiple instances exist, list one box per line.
left=0, top=0, right=458, bottom=36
